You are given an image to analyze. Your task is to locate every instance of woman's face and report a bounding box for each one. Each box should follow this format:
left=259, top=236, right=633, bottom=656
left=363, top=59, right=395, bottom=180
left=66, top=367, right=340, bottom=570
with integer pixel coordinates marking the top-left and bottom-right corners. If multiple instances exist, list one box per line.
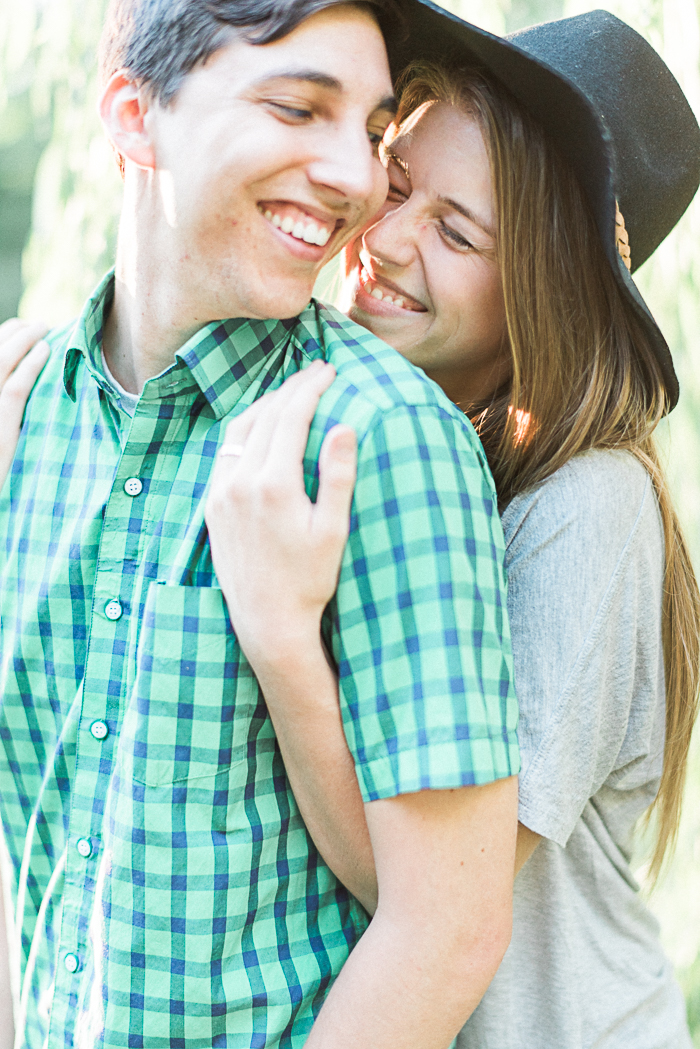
left=343, top=101, right=510, bottom=405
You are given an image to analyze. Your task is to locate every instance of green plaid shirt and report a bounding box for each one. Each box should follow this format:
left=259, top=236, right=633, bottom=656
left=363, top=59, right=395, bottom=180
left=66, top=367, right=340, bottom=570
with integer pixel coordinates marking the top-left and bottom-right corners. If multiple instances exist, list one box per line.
left=0, top=272, right=518, bottom=1049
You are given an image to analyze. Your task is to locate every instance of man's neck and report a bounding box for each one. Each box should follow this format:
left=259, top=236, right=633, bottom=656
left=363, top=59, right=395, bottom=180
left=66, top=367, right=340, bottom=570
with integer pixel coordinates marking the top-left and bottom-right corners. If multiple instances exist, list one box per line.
left=102, top=183, right=234, bottom=395
left=101, top=273, right=204, bottom=395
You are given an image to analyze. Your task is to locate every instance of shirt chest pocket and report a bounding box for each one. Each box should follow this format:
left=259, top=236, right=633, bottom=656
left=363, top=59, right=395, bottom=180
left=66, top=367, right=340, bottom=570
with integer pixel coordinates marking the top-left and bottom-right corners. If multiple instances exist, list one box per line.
left=118, top=582, right=257, bottom=786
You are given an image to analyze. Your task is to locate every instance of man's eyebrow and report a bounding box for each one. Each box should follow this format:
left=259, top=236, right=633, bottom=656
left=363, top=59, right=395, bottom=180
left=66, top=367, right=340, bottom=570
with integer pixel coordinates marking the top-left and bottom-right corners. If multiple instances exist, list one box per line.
left=254, top=69, right=344, bottom=91
left=438, top=195, right=496, bottom=239
left=253, top=69, right=396, bottom=113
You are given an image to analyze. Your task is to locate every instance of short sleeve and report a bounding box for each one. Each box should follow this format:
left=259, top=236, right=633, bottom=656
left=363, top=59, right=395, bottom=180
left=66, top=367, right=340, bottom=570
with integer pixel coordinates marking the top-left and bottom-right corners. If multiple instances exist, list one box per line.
left=329, top=404, right=519, bottom=802
left=502, top=450, right=666, bottom=847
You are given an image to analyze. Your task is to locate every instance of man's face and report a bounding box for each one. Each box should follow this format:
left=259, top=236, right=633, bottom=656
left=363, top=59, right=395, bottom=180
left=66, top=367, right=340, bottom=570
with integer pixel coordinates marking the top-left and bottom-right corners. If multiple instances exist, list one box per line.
left=144, top=4, right=395, bottom=322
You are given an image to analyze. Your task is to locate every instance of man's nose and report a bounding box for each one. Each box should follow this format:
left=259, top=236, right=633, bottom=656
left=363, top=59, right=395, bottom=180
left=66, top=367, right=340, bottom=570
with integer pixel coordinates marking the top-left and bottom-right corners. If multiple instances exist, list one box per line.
left=307, top=124, right=383, bottom=207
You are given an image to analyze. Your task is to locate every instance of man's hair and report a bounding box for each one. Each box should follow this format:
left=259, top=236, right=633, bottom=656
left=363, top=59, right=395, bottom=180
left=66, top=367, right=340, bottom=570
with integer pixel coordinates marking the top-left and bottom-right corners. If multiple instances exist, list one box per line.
left=99, top=0, right=405, bottom=105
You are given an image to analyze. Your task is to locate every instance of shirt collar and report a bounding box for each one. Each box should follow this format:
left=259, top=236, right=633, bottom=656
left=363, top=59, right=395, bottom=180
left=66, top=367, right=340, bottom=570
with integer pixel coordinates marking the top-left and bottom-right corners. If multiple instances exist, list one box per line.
left=63, top=271, right=117, bottom=402
left=63, top=270, right=323, bottom=419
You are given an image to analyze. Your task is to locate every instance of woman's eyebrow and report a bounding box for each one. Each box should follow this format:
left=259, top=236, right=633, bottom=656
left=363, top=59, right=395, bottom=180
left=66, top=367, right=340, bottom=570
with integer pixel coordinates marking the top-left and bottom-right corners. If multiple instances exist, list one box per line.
left=438, top=195, right=495, bottom=238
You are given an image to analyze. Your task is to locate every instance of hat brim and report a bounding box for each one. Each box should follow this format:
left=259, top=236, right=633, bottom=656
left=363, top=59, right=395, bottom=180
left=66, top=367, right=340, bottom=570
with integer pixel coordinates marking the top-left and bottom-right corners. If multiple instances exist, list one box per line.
left=384, top=0, right=679, bottom=409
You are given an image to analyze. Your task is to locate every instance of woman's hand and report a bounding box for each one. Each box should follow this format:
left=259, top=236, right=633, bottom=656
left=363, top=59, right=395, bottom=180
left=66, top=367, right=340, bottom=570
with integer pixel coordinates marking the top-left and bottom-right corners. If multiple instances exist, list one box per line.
left=206, top=360, right=357, bottom=668
left=0, top=320, right=50, bottom=490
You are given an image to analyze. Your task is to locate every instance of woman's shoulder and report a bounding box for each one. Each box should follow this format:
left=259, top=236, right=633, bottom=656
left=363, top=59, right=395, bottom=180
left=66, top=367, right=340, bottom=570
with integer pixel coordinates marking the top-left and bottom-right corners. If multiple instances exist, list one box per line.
left=503, top=449, right=657, bottom=537
left=501, top=448, right=663, bottom=575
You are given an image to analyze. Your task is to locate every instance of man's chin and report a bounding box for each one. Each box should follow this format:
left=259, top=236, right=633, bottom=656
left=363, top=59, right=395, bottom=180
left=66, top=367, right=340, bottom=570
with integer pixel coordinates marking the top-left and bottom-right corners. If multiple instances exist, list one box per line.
left=231, top=282, right=317, bottom=322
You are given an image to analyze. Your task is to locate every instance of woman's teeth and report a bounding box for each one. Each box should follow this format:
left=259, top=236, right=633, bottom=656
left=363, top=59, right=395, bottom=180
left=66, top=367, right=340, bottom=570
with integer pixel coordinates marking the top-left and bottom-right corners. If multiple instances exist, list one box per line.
left=370, top=286, right=405, bottom=308
left=361, top=269, right=419, bottom=311
left=263, top=208, right=331, bottom=247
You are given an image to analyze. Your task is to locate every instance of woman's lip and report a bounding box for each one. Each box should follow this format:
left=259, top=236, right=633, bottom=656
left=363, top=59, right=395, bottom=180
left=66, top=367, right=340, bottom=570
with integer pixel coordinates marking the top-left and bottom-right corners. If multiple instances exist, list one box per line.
left=368, top=274, right=424, bottom=310
left=353, top=277, right=427, bottom=318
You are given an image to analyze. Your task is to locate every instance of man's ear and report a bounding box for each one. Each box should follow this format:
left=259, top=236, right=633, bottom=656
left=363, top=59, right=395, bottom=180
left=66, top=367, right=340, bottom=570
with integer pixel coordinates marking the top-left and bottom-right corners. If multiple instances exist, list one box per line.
left=99, top=71, right=156, bottom=171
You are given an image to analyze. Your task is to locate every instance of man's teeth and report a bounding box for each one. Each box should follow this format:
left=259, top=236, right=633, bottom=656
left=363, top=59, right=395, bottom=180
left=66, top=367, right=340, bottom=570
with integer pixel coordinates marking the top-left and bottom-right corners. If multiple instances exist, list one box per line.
left=263, top=208, right=331, bottom=247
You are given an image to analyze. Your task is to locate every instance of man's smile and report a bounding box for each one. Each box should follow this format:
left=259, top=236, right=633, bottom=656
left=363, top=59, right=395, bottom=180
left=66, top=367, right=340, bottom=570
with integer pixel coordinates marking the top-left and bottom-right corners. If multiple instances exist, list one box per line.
left=257, top=200, right=345, bottom=258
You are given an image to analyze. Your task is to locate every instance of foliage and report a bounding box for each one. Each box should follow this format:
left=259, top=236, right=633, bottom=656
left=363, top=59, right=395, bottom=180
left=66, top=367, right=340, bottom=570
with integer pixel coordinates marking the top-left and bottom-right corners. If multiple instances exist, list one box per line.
left=1, top=0, right=121, bottom=325
left=1, top=0, right=700, bottom=1036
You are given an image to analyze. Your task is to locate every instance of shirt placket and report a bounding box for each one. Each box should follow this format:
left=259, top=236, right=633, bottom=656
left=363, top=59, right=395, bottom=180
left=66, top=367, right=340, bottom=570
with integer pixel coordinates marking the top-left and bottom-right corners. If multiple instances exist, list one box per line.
left=48, top=370, right=199, bottom=1040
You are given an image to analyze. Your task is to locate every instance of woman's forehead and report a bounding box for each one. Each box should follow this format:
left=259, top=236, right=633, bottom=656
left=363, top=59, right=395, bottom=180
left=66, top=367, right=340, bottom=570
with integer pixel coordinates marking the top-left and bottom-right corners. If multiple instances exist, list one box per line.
left=386, top=102, right=487, bottom=173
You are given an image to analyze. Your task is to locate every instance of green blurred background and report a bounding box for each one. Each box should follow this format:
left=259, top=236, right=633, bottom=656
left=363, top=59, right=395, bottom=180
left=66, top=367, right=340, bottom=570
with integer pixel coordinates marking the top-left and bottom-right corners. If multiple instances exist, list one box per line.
left=1, top=0, right=699, bottom=1038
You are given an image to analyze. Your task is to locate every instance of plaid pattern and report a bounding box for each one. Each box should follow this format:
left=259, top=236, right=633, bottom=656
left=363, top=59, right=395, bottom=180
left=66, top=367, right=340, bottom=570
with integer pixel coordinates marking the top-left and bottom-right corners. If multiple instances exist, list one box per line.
left=0, top=272, right=518, bottom=1049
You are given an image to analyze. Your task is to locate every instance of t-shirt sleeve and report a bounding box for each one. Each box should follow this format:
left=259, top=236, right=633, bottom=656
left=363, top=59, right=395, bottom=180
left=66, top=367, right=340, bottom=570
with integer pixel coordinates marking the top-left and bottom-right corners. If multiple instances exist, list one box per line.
left=502, top=451, right=666, bottom=847
left=328, top=403, right=519, bottom=803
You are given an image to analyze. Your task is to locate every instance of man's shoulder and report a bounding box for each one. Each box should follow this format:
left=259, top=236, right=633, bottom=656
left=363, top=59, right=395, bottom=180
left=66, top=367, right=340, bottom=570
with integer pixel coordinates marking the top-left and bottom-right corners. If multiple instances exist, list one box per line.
left=299, top=299, right=474, bottom=437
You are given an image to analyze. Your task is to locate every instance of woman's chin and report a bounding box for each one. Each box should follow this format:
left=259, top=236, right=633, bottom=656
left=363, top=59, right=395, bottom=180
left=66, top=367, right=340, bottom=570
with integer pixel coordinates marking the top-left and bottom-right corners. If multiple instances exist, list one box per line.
left=346, top=305, right=419, bottom=366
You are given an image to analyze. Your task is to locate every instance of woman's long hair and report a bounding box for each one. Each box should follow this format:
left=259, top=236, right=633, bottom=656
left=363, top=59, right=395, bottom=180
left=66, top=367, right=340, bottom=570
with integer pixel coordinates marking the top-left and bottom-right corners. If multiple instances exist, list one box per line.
left=394, top=62, right=700, bottom=881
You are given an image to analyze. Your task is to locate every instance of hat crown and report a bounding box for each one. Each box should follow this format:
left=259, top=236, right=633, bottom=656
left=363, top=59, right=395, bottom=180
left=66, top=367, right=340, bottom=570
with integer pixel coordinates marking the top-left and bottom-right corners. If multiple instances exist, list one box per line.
left=507, top=10, right=700, bottom=268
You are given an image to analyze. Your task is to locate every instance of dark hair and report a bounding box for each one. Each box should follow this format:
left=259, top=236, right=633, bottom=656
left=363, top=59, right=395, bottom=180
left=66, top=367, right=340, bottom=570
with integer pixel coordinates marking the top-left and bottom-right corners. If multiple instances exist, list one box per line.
left=99, top=0, right=404, bottom=105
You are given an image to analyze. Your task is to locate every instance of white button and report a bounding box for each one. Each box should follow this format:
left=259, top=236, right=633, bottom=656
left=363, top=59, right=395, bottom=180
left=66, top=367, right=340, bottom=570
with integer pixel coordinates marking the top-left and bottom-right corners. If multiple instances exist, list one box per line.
left=124, top=477, right=143, bottom=497
left=104, top=600, right=122, bottom=621
left=90, top=721, right=108, bottom=741
left=64, top=953, right=79, bottom=974
left=76, top=838, right=92, bottom=858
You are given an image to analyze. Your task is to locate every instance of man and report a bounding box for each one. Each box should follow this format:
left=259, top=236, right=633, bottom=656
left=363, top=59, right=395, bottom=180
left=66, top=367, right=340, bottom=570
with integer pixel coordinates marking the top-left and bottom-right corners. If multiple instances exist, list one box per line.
left=0, top=1, right=519, bottom=1046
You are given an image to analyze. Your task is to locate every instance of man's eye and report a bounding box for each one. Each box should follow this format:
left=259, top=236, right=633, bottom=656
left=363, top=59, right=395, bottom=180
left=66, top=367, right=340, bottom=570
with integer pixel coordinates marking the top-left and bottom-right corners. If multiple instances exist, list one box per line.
left=269, top=103, right=313, bottom=121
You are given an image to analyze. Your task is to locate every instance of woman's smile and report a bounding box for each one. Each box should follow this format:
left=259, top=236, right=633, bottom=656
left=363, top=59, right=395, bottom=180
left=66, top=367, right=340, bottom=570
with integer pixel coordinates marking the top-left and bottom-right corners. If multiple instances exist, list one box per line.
left=356, top=264, right=427, bottom=312
left=346, top=99, right=509, bottom=405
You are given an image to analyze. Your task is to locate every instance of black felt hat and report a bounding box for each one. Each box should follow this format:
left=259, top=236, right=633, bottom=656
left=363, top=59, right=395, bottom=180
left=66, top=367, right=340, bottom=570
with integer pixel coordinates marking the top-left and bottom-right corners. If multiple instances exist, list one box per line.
left=384, top=4, right=700, bottom=410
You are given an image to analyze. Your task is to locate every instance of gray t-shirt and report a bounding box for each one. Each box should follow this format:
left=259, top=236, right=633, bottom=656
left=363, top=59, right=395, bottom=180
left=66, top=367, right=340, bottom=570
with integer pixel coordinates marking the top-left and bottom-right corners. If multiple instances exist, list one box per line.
left=457, top=449, right=691, bottom=1049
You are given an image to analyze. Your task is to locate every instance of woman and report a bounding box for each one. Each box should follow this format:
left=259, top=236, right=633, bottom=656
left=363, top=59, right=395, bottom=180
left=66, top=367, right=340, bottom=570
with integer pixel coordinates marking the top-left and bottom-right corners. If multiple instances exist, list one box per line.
left=205, top=9, right=700, bottom=1049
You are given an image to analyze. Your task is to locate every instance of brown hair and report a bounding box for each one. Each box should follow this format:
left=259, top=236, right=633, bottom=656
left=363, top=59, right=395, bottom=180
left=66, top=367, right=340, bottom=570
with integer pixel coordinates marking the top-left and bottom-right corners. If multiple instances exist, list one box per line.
left=394, top=62, right=700, bottom=881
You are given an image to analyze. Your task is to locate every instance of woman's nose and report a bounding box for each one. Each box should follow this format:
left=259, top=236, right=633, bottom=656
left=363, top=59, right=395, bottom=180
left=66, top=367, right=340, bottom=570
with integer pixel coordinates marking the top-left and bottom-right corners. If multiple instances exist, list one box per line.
left=362, top=199, right=419, bottom=270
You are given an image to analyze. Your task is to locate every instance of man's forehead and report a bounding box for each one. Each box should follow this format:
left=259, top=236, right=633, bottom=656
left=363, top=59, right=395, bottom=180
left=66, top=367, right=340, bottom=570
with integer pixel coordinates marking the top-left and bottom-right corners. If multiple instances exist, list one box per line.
left=225, top=5, right=394, bottom=103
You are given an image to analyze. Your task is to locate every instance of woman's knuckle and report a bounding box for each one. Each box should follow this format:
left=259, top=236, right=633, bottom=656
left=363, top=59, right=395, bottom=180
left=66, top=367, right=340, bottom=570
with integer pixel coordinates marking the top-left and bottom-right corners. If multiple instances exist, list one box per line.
left=257, top=476, right=283, bottom=504
left=2, top=378, right=28, bottom=404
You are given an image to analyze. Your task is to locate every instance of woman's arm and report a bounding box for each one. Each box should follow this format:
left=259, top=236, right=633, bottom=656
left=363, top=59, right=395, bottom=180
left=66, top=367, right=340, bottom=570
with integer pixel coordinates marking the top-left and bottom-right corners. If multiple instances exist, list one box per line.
left=0, top=319, right=50, bottom=490
left=250, top=641, right=378, bottom=911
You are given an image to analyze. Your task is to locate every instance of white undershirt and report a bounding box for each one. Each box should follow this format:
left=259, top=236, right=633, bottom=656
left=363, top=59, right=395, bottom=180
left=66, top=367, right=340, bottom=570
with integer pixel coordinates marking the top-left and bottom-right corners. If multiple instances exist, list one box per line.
left=101, top=350, right=139, bottom=417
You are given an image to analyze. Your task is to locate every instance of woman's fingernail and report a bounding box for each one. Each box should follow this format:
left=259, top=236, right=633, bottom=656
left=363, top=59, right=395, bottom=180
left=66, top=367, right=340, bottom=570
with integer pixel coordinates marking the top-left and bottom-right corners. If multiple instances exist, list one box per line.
left=333, top=429, right=356, bottom=460
left=34, top=339, right=50, bottom=354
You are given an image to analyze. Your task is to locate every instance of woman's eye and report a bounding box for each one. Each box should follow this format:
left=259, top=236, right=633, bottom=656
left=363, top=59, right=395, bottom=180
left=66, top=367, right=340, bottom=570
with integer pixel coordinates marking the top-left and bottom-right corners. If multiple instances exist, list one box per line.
left=440, top=222, right=473, bottom=250
left=387, top=182, right=407, bottom=202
